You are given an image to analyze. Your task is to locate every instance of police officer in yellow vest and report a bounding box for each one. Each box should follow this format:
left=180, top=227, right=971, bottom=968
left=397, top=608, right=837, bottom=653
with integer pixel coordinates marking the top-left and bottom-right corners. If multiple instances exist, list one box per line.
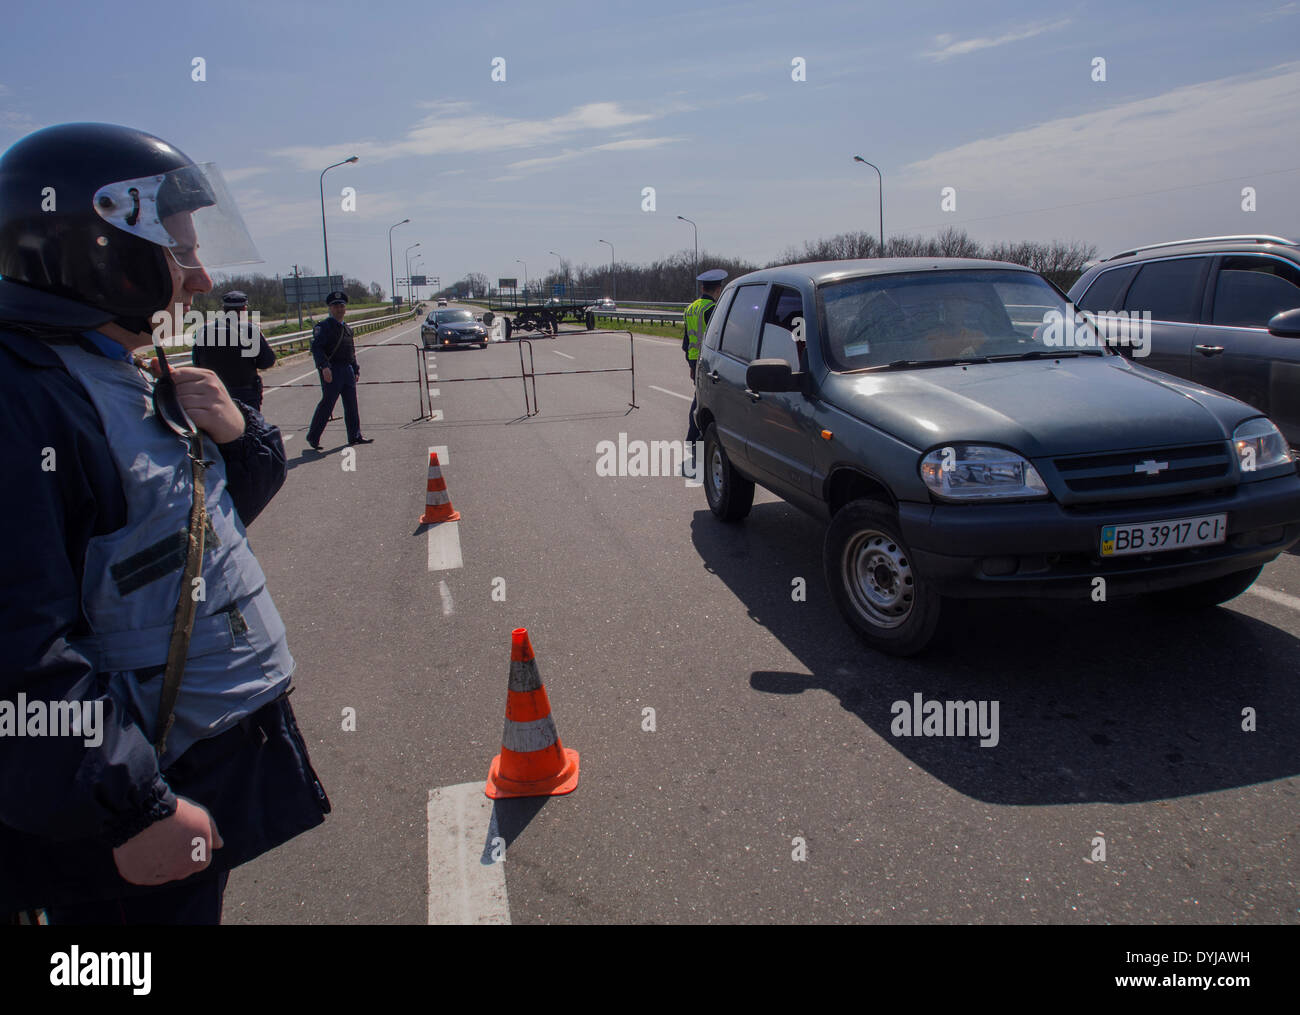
left=683, top=269, right=727, bottom=462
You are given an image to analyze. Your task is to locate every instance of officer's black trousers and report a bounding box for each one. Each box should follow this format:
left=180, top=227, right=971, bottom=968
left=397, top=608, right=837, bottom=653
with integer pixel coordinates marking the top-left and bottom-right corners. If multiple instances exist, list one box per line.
left=306, top=364, right=361, bottom=445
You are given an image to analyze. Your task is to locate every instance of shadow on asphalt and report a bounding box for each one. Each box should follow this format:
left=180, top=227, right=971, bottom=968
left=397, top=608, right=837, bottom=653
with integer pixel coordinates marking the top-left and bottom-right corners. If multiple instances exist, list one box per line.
left=689, top=504, right=1300, bottom=806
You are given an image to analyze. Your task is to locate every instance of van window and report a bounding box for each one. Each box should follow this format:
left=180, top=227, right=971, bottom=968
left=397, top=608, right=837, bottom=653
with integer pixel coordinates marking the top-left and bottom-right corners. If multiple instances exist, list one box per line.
left=1123, top=258, right=1208, bottom=323
left=756, top=285, right=805, bottom=369
left=1211, top=256, right=1300, bottom=328
left=719, top=284, right=766, bottom=362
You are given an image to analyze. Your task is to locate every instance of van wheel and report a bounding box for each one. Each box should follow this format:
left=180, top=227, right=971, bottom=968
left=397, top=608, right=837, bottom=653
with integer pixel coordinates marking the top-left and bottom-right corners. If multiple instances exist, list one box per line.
left=824, top=500, right=941, bottom=655
left=1147, top=565, right=1263, bottom=610
left=703, top=423, right=754, bottom=522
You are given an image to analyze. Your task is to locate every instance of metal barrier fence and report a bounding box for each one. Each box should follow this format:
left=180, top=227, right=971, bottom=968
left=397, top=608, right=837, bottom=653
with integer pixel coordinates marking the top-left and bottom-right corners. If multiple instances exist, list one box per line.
left=414, top=330, right=639, bottom=419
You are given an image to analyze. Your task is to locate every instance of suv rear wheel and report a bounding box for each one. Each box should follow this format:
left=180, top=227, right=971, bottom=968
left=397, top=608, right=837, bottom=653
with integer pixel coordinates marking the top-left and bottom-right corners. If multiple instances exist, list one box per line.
left=703, top=422, right=754, bottom=522
left=824, top=500, right=941, bottom=655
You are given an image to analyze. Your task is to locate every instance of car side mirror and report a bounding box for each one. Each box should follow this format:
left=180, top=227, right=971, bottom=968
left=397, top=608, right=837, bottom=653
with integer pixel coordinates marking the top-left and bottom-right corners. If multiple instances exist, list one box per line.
left=747, top=358, right=802, bottom=393
left=1267, top=307, right=1300, bottom=338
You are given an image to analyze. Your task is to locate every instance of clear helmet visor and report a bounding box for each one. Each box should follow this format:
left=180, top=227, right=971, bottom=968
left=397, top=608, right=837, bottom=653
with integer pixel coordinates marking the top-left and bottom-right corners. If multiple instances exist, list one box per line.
left=92, top=162, right=261, bottom=270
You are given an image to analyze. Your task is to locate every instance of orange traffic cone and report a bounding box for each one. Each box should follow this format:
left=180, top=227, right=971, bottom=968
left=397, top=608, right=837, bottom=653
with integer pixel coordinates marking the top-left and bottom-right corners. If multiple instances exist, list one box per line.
left=485, top=628, right=580, bottom=799
left=418, top=451, right=461, bottom=524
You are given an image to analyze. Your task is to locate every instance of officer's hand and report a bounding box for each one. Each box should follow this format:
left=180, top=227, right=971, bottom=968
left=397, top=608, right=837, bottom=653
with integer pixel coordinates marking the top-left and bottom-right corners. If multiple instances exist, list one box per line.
left=113, top=796, right=224, bottom=886
left=689, top=362, right=697, bottom=381
left=322, top=366, right=333, bottom=384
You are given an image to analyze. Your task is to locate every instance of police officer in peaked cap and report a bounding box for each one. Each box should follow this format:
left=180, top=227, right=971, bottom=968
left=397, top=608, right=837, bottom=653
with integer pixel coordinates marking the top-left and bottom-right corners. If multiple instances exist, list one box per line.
left=683, top=269, right=727, bottom=468
left=191, top=289, right=277, bottom=411
left=305, top=289, right=371, bottom=451
left=0, top=122, right=330, bottom=924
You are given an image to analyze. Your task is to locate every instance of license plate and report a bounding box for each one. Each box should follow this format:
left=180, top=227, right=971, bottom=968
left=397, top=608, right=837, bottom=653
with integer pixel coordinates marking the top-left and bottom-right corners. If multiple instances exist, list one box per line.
left=1100, top=513, right=1227, bottom=557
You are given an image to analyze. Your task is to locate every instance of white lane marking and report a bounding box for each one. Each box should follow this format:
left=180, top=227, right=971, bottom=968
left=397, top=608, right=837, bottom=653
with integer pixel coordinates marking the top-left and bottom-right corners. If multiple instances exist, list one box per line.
left=427, top=783, right=510, bottom=925
left=429, top=409, right=444, bottom=422
left=1247, top=586, right=1300, bottom=612
left=283, top=433, right=294, bottom=441
left=428, top=373, right=438, bottom=381
left=650, top=384, right=692, bottom=402
left=553, top=350, right=575, bottom=360
left=427, top=521, right=463, bottom=571
left=429, top=445, right=449, bottom=465
left=428, top=387, right=440, bottom=398
left=439, top=579, right=455, bottom=616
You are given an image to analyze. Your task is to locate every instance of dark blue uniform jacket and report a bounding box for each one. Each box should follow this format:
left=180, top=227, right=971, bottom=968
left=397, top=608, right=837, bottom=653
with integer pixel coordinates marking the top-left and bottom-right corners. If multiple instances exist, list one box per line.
left=0, top=329, right=328, bottom=911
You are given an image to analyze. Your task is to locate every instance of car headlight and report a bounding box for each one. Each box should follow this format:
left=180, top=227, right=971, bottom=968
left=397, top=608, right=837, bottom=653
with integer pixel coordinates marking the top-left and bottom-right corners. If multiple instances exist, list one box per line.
left=920, top=444, right=1049, bottom=501
left=1233, top=418, right=1293, bottom=475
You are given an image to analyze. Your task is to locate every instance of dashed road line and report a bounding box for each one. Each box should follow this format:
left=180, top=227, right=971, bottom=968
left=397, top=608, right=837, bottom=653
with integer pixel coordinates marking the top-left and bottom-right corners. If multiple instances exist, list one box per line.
left=429, top=445, right=449, bottom=464
left=650, top=384, right=692, bottom=401
left=427, top=521, right=463, bottom=571
left=428, top=387, right=440, bottom=398
left=439, top=579, right=455, bottom=616
left=429, top=409, right=444, bottom=422
left=553, top=350, right=575, bottom=360
left=426, top=783, right=510, bottom=925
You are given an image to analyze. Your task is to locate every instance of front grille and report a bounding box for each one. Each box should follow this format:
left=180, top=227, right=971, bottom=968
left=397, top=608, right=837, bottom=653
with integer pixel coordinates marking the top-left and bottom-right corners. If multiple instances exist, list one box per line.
left=1053, top=443, right=1231, bottom=496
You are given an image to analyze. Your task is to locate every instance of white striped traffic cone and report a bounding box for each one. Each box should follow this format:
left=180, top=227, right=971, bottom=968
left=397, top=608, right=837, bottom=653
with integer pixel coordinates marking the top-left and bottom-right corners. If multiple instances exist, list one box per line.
left=418, top=451, right=461, bottom=524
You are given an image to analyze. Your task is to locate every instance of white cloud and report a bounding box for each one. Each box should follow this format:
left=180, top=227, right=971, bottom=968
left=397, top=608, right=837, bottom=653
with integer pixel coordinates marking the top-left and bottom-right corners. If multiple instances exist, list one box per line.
left=271, top=100, right=659, bottom=169
left=222, top=166, right=270, bottom=184
left=902, top=62, right=1300, bottom=210
left=1261, top=2, right=1298, bottom=20
left=923, top=19, right=1071, bottom=61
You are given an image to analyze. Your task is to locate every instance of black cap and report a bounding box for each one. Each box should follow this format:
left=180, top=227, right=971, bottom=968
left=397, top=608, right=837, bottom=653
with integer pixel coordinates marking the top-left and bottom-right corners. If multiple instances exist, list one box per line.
left=222, top=290, right=248, bottom=308
left=327, top=290, right=348, bottom=305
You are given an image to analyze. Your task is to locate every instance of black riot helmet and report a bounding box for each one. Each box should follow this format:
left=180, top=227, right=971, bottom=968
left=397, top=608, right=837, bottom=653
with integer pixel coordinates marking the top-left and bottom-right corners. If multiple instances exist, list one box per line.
left=0, top=122, right=261, bottom=334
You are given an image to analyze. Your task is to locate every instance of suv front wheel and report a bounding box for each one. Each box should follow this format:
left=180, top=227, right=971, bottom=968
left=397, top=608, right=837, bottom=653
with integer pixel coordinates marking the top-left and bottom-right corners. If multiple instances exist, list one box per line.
left=824, top=500, right=941, bottom=656
left=703, top=422, right=754, bottom=522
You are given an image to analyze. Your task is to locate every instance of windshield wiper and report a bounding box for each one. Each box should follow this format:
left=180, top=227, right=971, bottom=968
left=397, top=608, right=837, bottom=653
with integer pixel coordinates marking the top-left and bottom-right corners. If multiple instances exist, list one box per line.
left=863, top=356, right=990, bottom=371
left=985, top=349, right=1097, bottom=361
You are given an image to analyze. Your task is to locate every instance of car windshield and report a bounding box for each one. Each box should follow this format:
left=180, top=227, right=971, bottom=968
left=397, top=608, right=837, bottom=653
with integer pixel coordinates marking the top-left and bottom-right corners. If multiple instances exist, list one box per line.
left=438, top=310, right=474, bottom=323
left=818, top=269, right=1105, bottom=371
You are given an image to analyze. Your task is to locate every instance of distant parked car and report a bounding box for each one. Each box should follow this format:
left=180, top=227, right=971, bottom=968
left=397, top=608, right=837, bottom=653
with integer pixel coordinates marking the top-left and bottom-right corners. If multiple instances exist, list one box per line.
left=694, top=257, right=1300, bottom=655
left=586, top=297, right=616, bottom=313
left=437, top=297, right=449, bottom=307
left=1068, top=234, right=1300, bottom=447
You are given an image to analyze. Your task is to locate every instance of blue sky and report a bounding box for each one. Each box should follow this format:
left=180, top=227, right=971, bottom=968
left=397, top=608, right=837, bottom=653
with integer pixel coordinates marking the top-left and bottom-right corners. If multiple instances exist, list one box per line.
left=4, top=0, right=1298, bottom=294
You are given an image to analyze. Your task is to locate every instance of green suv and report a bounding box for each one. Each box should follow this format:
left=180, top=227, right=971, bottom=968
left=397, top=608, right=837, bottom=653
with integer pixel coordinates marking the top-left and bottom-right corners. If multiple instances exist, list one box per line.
left=693, top=259, right=1300, bottom=655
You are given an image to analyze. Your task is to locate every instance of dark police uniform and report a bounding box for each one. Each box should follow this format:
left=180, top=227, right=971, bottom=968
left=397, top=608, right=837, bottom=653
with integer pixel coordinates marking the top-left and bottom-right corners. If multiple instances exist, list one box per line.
left=306, top=291, right=367, bottom=448
left=191, top=291, right=276, bottom=410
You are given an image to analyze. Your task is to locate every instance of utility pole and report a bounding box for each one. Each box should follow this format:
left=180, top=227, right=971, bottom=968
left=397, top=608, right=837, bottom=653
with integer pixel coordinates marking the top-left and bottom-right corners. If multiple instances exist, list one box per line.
left=292, top=264, right=303, bottom=329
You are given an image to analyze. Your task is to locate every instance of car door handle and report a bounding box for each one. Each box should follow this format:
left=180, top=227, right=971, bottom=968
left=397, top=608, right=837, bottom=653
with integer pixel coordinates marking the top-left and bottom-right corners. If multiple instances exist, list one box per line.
left=1194, top=344, right=1225, bottom=356
left=745, top=389, right=762, bottom=402
left=707, top=370, right=720, bottom=383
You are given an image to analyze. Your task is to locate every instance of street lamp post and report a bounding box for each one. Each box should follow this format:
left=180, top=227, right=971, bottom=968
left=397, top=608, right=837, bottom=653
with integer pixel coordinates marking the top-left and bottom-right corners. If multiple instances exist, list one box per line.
left=388, top=218, right=410, bottom=307
left=677, top=215, right=698, bottom=295
left=852, top=155, right=884, bottom=255
left=515, top=258, right=528, bottom=298
left=405, top=242, right=421, bottom=307
left=598, top=239, right=615, bottom=302
left=319, top=155, right=358, bottom=280
left=412, top=258, right=424, bottom=301
left=548, top=250, right=566, bottom=295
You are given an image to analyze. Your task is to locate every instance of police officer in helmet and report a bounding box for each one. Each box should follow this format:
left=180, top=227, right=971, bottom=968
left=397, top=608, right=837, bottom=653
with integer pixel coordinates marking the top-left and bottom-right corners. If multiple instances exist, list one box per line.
left=0, top=122, right=330, bottom=924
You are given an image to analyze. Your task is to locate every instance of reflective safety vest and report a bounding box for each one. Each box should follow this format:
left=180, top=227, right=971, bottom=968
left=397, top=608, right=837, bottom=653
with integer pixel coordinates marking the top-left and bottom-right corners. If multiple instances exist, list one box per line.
left=683, top=296, right=715, bottom=361
left=48, top=339, right=295, bottom=768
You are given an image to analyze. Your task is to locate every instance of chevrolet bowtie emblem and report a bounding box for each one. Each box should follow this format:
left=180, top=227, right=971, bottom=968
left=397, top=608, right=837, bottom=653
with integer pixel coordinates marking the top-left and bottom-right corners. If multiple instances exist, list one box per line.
left=1135, top=459, right=1169, bottom=476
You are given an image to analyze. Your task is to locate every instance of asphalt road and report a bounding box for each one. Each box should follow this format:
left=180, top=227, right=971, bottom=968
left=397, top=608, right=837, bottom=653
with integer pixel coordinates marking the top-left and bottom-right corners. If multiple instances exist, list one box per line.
left=225, top=307, right=1300, bottom=924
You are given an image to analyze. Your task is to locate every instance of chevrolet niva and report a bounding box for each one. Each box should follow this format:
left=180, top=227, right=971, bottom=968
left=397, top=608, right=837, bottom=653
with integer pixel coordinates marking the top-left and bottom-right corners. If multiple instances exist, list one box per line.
left=692, top=259, right=1300, bottom=655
